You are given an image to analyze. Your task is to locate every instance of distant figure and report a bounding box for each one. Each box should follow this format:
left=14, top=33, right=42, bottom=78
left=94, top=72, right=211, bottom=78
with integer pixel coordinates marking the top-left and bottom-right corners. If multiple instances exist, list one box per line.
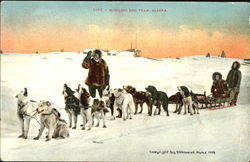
left=226, top=61, right=242, bottom=105
left=221, top=50, right=226, bottom=58
left=211, top=72, right=228, bottom=98
left=82, top=49, right=110, bottom=98
left=206, top=53, right=211, bottom=57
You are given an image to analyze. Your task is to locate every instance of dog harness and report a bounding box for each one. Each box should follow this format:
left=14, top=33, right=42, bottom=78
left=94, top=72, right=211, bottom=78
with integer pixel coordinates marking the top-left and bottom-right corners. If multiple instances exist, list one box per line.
left=41, top=109, right=66, bottom=123
left=17, top=101, right=40, bottom=125
left=114, top=94, right=124, bottom=108
left=18, top=101, right=37, bottom=117
left=18, top=102, right=26, bottom=112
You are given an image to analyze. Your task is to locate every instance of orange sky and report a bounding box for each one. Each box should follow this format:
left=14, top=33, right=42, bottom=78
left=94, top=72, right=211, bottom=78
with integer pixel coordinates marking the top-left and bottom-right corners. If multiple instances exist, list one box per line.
left=2, top=24, right=249, bottom=59
left=1, top=2, right=249, bottom=59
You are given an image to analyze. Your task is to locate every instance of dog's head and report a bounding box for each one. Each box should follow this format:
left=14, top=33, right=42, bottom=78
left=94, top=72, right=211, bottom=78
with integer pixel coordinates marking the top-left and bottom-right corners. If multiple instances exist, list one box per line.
left=37, top=100, right=53, bottom=114
left=92, top=99, right=105, bottom=107
left=15, top=87, right=28, bottom=100
left=123, top=85, right=136, bottom=94
left=145, top=85, right=157, bottom=95
left=75, top=84, right=82, bottom=94
left=76, top=84, right=89, bottom=96
left=76, top=84, right=90, bottom=105
left=177, top=86, right=190, bottom=97
left=63, top=84, right=75, bottom=97
left=92, top=99, right=100, bottom=107
left=110, top=88, right=124, bottom=98
left=99, top=100, right=105, bottom=108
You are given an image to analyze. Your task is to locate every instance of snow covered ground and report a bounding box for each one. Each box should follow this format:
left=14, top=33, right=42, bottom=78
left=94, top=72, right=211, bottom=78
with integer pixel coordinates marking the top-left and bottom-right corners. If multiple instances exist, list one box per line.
left=1, top=52, right=249, bottom=161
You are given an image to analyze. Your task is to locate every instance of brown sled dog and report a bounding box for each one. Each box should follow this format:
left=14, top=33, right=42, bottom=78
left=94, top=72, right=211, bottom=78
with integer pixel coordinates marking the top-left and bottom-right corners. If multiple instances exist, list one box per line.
left=123, top=85, right=152, bottom=115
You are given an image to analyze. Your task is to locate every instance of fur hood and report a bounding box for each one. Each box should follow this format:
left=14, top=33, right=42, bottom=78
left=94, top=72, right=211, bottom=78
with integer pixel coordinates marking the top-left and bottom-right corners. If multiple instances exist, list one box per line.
left=92, top=49, right=102, bottom=59
left=212, top=72, right=222, bottom=81
left=231, top=61, right=240, bottom=70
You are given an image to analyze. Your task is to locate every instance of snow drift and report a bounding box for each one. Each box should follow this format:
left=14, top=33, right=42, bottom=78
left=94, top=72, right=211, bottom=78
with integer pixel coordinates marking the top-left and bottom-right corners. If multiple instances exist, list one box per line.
left=1, top=52, right=249, bottom=161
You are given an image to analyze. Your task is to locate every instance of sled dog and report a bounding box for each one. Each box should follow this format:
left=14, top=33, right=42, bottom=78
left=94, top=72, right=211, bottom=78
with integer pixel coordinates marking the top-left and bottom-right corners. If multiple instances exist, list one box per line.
left=177, top=86, right=199, bottom=115
left=145, top=85, right=169, bottom=116
left=111, top=88, right=134, bottom=120
left=91, top=99, right=107, bottom=128
left=101, top=85, right=116, bottom=118
left=75, top=84, right=93, bottom=130
left=168, top=92, right=183, bottom=114
left=63, top=83, right=80, bottom=129
left=34, top=100, right=69, bottom=141
left=15, top=88, right=39, bottom=139
left=123, top=85, right=152, bottom=115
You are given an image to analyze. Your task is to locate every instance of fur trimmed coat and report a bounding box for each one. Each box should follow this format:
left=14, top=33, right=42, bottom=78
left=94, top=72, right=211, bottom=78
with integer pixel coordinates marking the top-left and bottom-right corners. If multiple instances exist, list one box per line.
left=82, top=59, right=109, bottom=87
left=226, top=61, right=241, bottom=92
left=211, top=80, right=228, bottom=98
left=211, top=72, right=228, bottom=98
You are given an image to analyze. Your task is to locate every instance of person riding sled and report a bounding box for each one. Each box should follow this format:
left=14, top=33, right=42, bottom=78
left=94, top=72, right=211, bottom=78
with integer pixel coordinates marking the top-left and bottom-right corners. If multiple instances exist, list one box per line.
left=82, top=49, right=110, bottom=98
left=211, top=72, right=229, bottom=98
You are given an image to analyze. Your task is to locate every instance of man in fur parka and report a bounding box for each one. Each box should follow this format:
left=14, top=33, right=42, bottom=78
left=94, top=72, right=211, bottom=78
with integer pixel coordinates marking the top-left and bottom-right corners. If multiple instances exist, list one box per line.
left=82, top=49, right=110, bottom=98
left=226, top=61, right=242, bottom=105
left=211, top=72, right=228, bottom=98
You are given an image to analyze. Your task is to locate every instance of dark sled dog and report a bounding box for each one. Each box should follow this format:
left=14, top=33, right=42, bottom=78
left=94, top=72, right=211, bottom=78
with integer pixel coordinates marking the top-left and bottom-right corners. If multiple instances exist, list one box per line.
left=168, top=92, right=183, bottom=114
left=145, top=85, right=169, bottom=116
left=62, top=83, right=80, bottom=129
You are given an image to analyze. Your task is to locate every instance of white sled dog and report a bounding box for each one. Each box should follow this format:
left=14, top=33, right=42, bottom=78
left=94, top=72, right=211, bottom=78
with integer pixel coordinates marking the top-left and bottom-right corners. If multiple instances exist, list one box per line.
left=101, top=85, right=115, bottom=119
left=111, top=88, right=134, bottom=121
left=15, top=88, right=39, bottom=139
left=34, top=100, right=70, bottom=141
left=177, top=86, right=199, bottom=115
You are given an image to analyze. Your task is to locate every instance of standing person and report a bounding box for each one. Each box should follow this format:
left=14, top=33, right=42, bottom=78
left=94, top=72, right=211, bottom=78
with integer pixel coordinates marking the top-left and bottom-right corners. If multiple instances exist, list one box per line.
left=82, top=49, right=110, bottom=98
left=211, top=72, right=228, bottom=98
left=226, top=61, right=242, bottom=105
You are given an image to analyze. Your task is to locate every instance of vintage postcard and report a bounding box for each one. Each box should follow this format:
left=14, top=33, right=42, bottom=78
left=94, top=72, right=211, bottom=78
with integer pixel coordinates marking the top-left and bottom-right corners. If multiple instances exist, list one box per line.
left=1, top=1, right=249, bottom=161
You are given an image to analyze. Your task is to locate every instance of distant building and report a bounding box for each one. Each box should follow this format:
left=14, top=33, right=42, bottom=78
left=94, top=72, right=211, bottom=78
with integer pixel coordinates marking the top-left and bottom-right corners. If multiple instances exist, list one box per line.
left=125, top=48, right=142, bottom=57
left=206, top=52, right=211, bottom=57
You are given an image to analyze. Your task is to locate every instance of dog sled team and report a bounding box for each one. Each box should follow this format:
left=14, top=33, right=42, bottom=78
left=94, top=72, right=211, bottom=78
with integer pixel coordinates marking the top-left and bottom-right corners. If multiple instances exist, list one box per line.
left=15, top=49, right=242, bottom=141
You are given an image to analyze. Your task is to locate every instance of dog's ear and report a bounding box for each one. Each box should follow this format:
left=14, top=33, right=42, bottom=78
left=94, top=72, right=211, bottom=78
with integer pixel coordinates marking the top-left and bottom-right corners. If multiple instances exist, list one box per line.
left=24, top=88, right=28, bottom=96
left=76, top=84, right=82, bottom=91
left=46, top=101, right=52, bottom=107
left=107, top=85, right=110, bottom=91
left=75, top=86, right=79, bottom=92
